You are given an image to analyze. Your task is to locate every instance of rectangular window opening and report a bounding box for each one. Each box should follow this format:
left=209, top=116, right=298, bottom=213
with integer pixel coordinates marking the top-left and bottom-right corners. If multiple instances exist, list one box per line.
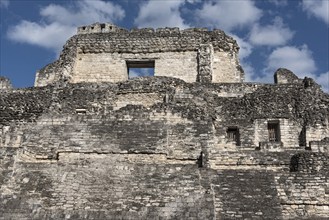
left=76, top=108, right=87, bottom=115
left=227, top=127, right=240, bottom=146
left=126, top=60, right=155, bottom=79
left=268, top=121, right=280, bottom=142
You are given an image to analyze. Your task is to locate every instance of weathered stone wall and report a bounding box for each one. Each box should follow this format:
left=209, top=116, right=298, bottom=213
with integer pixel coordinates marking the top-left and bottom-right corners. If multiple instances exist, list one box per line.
left=77, top=23, right=127, bottom=34
left=3, top=76, right=329, bottom=150
left=0, top=148, right=215, bottom=220
left=73, top=51, right=198, bottom=83
left=0, top=77, right=12, bottom=90
left=1, top=75, right=329, bottom=219
left=35, top=24, right=244, bottom=86
left=310, top=137, right=329, bottom=153
left=73, top=53, right=128, bottom=83
left=153, top=51, right=198, bottom=83
left=197, top=44, right=213, bottom=83
left=35, top=37, right=78, bottom=87
left=0, top=87, right=54, bottom=126
left=213, top=168, right=282, bottom=219
left=277, top=171, right=329, bottom=219
left=212, top=51, right=243, bottom=83
left=11, top=112, right=209, bottom=161
left=113, top=93, right=163, bottom=110
left=277, top=152, right=329, bottom=219
left=254, top=118, right=302, bottom=149
left=2, top=149, right=327, bottom=219
left=274, top=68, right=301, bottom=84
left=306, top=124, right=329, bottom=147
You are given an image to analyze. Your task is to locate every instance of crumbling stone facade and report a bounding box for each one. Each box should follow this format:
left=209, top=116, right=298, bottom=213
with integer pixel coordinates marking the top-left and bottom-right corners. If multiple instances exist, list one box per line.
left=0, top=77, right=12, bottom=90
left=1, top=23, right=329, bottom=220
left=35, top=23, right=244, bottom=86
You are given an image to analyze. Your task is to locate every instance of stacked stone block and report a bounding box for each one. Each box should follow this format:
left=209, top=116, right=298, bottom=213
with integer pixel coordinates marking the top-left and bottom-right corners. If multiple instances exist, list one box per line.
left=35, top=23, right=244, bottom=86
left=1, top=22, right=329, bottom=219
left=0, top=77, right=12, bottom=90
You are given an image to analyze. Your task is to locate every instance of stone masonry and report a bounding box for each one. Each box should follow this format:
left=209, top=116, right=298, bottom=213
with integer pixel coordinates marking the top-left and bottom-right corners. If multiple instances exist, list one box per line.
left=0, top=77, right=12, bottom=90
left=35, top=23, right=244, bottom=86
left=1, top=23, right=329, bottom=219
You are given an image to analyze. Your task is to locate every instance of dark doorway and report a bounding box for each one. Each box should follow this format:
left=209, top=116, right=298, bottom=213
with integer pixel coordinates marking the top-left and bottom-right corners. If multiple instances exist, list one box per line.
left=268, top=121, right=280, bottom=142
left=227, top=127, right=240, bottom=146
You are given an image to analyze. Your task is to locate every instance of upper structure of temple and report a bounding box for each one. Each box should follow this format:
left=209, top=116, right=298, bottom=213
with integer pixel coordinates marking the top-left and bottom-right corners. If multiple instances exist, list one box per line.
left=35, top=22, right=244, bottom=86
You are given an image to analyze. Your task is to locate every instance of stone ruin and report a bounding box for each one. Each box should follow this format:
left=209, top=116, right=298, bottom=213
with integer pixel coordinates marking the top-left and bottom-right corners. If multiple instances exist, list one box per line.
left=35, top=23, right=243, bottom=86
left=1, top=23, right=329, bottom=219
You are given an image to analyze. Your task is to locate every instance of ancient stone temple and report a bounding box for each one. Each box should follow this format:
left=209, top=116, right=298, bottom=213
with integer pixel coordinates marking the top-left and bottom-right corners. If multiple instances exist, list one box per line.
left=34, top=23, right=244, bottom=86
left=1, top=23, right=329, bottom=220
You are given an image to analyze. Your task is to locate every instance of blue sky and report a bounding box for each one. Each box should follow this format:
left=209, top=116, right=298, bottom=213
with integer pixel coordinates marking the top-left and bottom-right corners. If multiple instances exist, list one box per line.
left=0, top=0, right=328, bottom=92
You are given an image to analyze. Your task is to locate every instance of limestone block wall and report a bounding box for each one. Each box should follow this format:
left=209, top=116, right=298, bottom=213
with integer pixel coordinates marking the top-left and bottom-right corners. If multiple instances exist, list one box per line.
left=212, top=118, right=303, bottom=151
left=274, top=68, right=301, bottom=84
left=35, top=24, right=244, bottom=86
left=254, top=119, right=302, bottom=149
left=0, top=125, right=23, bottom=148
left=0, top=87, right=54, bottom=126
left=203, top=83, right=261, bottom=98
left=213, top=120, right=255, bottom=149
left=155, top=51, right=198, bottom=82
left=1, top=76, right=329, bottom=219
left=2, top=150, right=327, bottom=220
left=208, top=149, right=301, bottom=169
left=277, top=152, right=329, bottom=219
left=73, top=51, right=198, bottom=83
left=77, top=23, right=127, bottom=34
left=73, top=53, right=127, bottom=83
left=306, top=124, right=329, bottom=147
left=212, top=51, right=243, bottom=83
left=72, top=48, right=242, bottom=84
left=113, top=93, right=163, bottom=110
left=0, top=148, right=215, bottom=219
left=310, top=137, right=329, bottom=153
left=213, top=169, right=282, bottom=219
left=4, top=111, right=211, bottom=161
left=35, top=36, right=78, bottom=87
left=0, top=77, right=12, bottom=90
left=265, top=169, right=328, bottom=219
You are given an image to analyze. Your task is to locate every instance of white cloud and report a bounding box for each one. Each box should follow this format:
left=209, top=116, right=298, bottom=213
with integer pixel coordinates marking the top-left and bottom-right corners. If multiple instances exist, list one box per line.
left=265, top=45, right=316, bottom=75
left=251, top=71, right=274, bottom=84
left=269, top=0, right=288, bottom=7
left=7, top=21, right=75, bottom=51
left=241, top=61, right=256, bottom=82
left=186, top=0, right=202, bottom=3
left=290, top=70, right=329, bottom=93
left=302, top=0, right=329, bottom=24
left=251, top=45, right=329, bottom=92
left=228, top=33, right=255, bottom=82
left=0, top=0, right=9, bottom=8
left=223, top=32, right=257, bottom=83
left=7, top=0, right=125, bottom=54
left=249, top=17, right=294, bottom=46
left=314, top=71, right=329, bottom=92
left=251, top=70, right=329, bottom=92
left=230, top=34, right=253, bottom=60
left=195, top=0, right=262, bottom=31
left=40, top=1, right=124, bottom=26
left=134, top=0, right=189, bottom=29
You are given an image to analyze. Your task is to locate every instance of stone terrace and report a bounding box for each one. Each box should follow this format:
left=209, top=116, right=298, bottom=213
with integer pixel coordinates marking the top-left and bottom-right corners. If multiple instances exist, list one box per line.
left=1, top=22, right=329, bottom=220
left=1, top=74, right=329, bottom=219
